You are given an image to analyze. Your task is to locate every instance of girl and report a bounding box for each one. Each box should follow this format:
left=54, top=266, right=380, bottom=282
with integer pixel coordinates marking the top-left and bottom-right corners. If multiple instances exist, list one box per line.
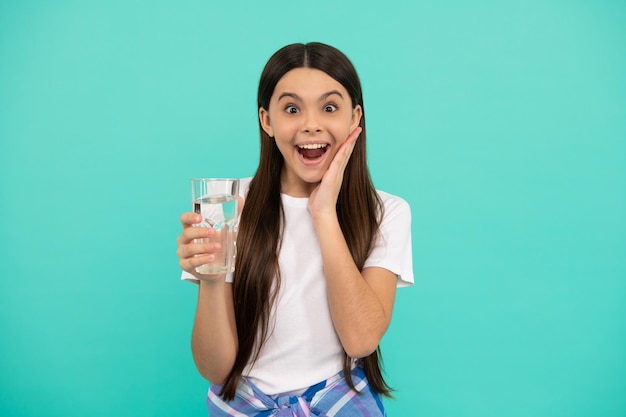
left=177, top=42, right=413, bottom=416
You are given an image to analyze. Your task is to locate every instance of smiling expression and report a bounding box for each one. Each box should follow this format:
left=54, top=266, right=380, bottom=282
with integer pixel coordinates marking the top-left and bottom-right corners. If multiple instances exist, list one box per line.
left=259, top=68, right=363, bottom=197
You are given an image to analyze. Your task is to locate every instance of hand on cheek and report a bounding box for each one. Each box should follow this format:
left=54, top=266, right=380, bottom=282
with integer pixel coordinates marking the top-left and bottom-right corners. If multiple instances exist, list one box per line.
left=308, top=127, right=362, bottom=220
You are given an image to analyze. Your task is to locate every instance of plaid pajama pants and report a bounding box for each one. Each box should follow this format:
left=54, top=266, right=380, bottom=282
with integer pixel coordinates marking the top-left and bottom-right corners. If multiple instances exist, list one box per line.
left=206, top=365, right=386, bottom=416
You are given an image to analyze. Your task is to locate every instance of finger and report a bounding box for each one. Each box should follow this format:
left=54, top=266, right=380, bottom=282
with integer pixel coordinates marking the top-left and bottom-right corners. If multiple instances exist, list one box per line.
left=179, top=253, right=215, bottom=273
left=177, top=240, right=222, bottom=260
left=237, top=196, right=244, bottom=216
left=328, top=127, right=362, bottom=176
left=178, top=226, right=215, bottom=245
left=181, top=212, right=203, bottom=227
left=337, top=127, right=362, bottom=162
left=346, top=126, right=362, bottom=144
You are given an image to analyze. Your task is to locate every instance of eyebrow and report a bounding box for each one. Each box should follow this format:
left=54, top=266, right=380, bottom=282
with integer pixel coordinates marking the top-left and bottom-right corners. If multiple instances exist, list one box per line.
left=277, top=90, right=345, bottom=102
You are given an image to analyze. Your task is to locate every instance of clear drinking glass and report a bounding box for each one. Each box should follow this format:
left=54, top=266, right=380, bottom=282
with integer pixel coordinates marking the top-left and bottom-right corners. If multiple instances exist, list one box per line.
left=191, top=178, right=239, bottom=274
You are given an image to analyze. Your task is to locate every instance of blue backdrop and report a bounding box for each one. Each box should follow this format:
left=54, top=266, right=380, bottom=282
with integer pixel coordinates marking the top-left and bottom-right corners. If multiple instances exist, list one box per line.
left=1, top=1, right=624, bottom=416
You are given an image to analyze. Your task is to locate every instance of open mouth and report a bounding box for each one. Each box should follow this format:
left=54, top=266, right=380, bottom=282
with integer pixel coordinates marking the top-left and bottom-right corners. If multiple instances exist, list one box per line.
left=297, top=143, right=328, bottom=160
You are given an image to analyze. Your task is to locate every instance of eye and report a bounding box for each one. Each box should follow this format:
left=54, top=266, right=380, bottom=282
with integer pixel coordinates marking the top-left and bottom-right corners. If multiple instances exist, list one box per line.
left=323, top=104, right=338, bottom=112
left=285, top=105, right=299, bottom=114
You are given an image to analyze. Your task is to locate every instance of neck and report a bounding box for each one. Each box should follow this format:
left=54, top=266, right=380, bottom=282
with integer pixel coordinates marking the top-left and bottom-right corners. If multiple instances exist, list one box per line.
left=280, top=172, right=317, bottom=198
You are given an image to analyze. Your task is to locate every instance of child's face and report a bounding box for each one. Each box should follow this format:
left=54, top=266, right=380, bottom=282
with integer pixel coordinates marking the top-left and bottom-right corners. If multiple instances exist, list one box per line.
left=259, top=67, right=362, bottom=197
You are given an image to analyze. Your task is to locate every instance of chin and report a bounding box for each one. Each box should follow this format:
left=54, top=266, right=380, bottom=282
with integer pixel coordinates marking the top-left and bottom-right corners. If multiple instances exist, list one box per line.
left=300, top=170, right=326, bottom=185
left=300, top=177, right=323, bottom=186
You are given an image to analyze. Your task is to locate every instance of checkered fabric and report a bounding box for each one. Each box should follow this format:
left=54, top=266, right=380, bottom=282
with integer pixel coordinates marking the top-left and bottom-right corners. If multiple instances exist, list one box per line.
left=206, top=365, right=386, bottom=416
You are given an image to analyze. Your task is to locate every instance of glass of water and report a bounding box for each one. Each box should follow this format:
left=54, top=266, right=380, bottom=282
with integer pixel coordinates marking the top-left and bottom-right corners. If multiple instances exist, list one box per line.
left=191, top=178, right=239, bottom=274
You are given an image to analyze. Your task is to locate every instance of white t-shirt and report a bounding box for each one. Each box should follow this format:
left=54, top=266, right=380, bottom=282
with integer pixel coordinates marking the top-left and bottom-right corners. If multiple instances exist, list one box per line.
left=182, top=177, right=413, bottom=395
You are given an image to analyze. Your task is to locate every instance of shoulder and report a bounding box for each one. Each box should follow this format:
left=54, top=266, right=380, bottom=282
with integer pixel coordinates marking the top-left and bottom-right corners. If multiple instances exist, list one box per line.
left=366, top=189, right=415, bottom=287
left=375, top=190, right=411, bottom=219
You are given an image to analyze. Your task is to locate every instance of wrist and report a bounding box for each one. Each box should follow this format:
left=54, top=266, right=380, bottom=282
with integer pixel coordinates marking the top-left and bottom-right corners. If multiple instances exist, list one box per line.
left=312, top=211, right=342, bottom=236
left=196, top=274, right=228, bottom=286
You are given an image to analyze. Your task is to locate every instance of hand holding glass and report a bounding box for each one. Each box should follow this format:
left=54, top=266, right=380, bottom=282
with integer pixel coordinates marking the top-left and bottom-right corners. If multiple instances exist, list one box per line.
left=191, top=178, right=239, bottom=274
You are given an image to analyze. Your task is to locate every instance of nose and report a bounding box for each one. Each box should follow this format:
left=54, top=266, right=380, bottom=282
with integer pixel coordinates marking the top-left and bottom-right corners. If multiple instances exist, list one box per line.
left=302, top=111, right=322, bottom=135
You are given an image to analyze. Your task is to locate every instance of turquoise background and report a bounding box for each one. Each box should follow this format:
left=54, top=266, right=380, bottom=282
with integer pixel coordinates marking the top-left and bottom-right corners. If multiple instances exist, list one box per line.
left=1, top=1, right=625, bottom=416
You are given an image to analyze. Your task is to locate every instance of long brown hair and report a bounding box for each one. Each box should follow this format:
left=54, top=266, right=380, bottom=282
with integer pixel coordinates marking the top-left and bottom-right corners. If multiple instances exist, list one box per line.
left=220, top=42, right=389, bottom=401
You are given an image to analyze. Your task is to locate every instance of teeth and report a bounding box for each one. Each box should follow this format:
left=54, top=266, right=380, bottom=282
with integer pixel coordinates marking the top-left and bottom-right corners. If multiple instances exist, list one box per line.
left=298, top=144, right=327, bottom=149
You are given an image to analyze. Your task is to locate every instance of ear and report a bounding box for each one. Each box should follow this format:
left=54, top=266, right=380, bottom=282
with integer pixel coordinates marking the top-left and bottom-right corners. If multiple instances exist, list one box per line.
left=350, top=104, right=363, bottom=131
left=259, top=107, right=274, bottom=137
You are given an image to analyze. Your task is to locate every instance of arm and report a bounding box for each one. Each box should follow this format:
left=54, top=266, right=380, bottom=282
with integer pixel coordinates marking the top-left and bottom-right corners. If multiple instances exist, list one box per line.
left=314, top=215, right=397, bottom=358
left=309, top=127, right=397, bottom=358
left=177, top=213, right=238, bottom=383
left=191, top=280, right=238, bottom=384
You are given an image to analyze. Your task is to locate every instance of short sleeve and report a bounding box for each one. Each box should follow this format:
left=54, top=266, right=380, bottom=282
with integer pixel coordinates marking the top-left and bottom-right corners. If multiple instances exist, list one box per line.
left=363, top=192, right=414, bottom=288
